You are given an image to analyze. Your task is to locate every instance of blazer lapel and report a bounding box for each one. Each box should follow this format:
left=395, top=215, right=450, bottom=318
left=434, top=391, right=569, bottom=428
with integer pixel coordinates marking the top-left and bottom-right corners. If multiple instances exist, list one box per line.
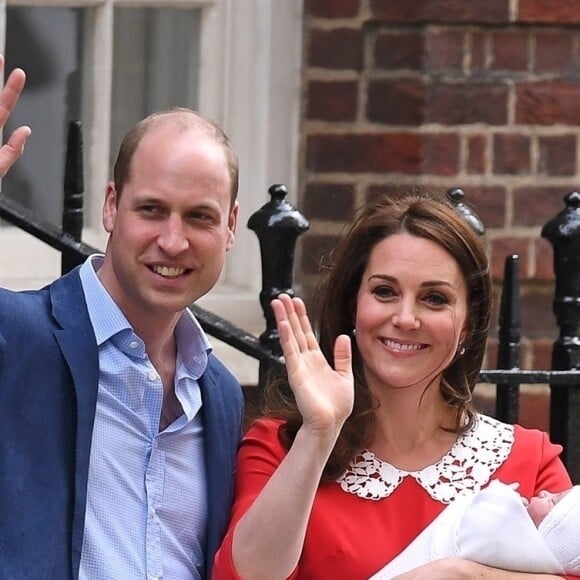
left=50, top=269, right=100, bottom=573
left=199, top=364, right=237, bottom=573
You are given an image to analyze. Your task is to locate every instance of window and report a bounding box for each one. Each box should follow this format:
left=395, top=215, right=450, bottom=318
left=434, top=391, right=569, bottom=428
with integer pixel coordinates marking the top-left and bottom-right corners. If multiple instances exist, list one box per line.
left=0, top=0, right=303, bottom=382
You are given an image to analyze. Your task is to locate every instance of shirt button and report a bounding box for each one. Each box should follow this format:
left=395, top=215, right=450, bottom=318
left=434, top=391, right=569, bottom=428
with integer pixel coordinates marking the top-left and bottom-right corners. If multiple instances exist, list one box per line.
left=148, top=371, right=158, bottom=381
left=129, top=341, right=138, bottom=349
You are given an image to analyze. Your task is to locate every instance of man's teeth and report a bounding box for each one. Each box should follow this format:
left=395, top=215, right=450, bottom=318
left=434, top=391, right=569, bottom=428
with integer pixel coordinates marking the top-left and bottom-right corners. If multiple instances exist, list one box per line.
left=153, top=266, right=185, bottom=277
left=384, top=339, right=423, bottom=351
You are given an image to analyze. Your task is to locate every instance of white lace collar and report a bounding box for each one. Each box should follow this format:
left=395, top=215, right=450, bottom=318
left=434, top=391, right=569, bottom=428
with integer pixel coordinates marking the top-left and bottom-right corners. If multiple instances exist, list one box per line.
left=337, top=414, right=514, bottom=504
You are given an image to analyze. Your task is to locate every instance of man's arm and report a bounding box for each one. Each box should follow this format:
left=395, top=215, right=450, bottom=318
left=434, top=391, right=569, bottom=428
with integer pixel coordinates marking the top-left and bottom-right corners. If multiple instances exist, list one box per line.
left=0, top=54, right=30, bottom=179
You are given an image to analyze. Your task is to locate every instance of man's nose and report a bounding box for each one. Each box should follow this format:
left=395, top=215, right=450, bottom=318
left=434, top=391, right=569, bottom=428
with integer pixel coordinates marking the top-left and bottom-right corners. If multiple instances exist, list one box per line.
left=157, top=216, right=189, bottom=255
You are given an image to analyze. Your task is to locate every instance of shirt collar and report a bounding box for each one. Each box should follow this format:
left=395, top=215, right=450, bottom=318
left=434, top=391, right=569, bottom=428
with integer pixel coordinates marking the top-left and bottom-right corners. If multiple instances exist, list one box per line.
left=79, top=255, right=212, bottom=377
left=175, top=308, right=212, bottom=380
left=79, top=254, right=132, bottom=346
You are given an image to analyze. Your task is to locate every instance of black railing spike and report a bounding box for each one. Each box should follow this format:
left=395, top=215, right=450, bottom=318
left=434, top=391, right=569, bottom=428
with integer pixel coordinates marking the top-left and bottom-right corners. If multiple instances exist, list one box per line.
left=495, top=254, right=521, bottom=423
left=62, top=120, right=84, bottom=275
left=446, top=188, right=485, bottom=235
left=541, top=191, right=580, bottom=477
left=248, top=184, right=310, bottom=388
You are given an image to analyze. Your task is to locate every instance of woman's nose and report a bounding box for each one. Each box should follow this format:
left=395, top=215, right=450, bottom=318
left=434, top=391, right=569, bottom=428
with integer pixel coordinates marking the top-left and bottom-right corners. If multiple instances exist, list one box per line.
left=392, top=302, right=420, bottom=330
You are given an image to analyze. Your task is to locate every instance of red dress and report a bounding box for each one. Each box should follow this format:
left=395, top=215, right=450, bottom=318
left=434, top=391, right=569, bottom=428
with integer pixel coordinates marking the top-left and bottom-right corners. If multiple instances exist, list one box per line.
left=213, top=415, right=573, bottom=580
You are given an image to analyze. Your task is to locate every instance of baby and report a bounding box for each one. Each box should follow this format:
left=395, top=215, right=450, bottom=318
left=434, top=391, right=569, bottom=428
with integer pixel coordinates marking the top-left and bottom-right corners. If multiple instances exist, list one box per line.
left=527, top=487, right=571, bottom=524
left=370, top=481, right=580, bottom=579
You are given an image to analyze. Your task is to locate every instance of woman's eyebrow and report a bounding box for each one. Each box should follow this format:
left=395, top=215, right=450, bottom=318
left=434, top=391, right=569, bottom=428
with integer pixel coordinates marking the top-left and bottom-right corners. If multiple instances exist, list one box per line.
left=368, top=274, right=455, bottom=289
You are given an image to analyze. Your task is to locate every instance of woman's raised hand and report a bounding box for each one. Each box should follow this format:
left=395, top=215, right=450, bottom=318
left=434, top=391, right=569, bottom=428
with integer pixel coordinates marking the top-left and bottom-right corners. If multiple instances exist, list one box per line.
left=271, top=294, right=354, bottom=436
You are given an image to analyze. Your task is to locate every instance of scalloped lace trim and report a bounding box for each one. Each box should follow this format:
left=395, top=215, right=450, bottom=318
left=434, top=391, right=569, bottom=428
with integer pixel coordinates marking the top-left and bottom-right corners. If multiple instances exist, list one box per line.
left=337, top=414, right=514, bottom=503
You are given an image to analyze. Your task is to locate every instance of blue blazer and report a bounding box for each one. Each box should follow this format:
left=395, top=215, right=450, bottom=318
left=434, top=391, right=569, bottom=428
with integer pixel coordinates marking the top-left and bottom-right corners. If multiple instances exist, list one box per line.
left=0, top=268, right=243, bottom=579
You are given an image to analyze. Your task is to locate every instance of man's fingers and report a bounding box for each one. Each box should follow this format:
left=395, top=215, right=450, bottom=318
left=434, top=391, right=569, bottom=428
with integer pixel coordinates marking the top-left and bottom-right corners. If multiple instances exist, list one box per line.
left=7, top=125, right=31, bottom=151
left=5, top=67, right=26, bottom=94
left=0, top=67, right=26, bottom=126
left=0, top=125, right=31, bottom=178
left=0, top=57, right=28, bottom=178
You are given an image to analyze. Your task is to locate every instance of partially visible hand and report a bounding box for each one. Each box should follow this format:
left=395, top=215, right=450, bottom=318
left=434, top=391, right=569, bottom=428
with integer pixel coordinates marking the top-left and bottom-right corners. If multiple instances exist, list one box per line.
left=0, top=55, right=30, bottom=179
left=393, top=558, right=474, bottom=580
left=272, top=294, right=354, bottom=437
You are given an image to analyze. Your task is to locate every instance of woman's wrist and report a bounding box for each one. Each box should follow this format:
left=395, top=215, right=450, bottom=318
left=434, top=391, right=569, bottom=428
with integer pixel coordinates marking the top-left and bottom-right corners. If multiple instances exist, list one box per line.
left=294, top=421, right=342, bottom=460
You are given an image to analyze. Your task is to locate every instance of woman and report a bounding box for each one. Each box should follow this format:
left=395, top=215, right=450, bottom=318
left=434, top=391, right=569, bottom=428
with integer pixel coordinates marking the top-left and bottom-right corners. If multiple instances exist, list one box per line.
left=213, top=190, right=574, bottom=579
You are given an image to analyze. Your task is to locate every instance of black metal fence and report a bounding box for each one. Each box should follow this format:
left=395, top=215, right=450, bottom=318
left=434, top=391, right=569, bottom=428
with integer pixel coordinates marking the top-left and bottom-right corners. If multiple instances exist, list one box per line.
left=1, top=122, right=579, bottom=483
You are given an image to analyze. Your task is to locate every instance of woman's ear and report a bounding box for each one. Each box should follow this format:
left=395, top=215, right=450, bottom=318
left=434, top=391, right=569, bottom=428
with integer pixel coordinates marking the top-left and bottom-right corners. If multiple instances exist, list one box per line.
left=459, top=324, right=469, bottom=347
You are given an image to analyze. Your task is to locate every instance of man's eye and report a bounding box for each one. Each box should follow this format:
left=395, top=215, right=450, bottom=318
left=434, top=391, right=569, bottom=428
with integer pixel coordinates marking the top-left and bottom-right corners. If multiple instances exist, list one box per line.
left=189, top=212, right=215, bottom=223
left=139, top=205, right=159, bottom=214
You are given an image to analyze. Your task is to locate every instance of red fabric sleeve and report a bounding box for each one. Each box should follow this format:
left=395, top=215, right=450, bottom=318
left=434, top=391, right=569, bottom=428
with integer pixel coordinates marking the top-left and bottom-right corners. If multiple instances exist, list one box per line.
left=534, top=430, right=572, bottom=493
left=212, top=419, right=296, bottom=579
left=493, top=425, right=572, bottom=501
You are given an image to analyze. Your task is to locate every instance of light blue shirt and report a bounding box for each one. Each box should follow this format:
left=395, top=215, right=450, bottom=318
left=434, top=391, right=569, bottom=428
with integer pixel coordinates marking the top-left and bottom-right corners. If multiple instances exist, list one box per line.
left=78, top=255, right=211, bottom=580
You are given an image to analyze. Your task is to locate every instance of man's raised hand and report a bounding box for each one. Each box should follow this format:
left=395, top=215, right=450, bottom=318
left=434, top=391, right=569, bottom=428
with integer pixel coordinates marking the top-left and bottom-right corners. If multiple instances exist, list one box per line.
left=0, top=55, right=30, bottom=179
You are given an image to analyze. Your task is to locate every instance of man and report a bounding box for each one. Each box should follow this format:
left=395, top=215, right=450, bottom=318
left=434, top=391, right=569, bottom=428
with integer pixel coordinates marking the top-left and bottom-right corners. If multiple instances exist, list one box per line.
left=0, top=56, right=244, bottom=579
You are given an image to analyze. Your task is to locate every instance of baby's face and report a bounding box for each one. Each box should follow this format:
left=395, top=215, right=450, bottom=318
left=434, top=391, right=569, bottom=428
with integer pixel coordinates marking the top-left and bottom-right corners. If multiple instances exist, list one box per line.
left=526, top=489, right=570, bottom=526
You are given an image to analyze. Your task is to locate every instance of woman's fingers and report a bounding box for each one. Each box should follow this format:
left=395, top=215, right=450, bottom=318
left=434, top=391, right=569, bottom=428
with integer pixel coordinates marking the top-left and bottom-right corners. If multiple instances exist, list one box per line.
left=292, top=297, right=320, bottom=351
left=333, top=334, right=352, bottom=379
left=273, top=294, right=312, bottom=353
left=284, top=296, right=309, bottom=352
left=271, top=297, right=302, bottom=368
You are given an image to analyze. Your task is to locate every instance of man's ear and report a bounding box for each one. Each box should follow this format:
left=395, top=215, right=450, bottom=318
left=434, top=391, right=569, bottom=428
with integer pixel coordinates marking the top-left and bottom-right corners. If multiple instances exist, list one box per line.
left=102, top=182, right=118, bottom=233
left=226, top=201, right=239, bottom=251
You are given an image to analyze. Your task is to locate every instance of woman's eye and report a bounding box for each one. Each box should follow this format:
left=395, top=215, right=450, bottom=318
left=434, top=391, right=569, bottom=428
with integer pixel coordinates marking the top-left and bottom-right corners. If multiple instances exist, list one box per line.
left=372, top=285, right=395, bottom=299
left=425, top=292, right=449, bottom=306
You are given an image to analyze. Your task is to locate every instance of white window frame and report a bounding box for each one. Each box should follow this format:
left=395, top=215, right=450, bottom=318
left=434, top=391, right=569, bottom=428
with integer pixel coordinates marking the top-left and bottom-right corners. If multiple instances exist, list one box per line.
left=0, top=0, right=303, bottom=336
left=0, top=0, right=302, bottom=383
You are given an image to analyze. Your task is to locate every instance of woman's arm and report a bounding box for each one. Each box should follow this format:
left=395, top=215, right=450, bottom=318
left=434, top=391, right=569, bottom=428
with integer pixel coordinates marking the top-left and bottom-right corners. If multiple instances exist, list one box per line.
left=229, top=294, right=354, bottom=580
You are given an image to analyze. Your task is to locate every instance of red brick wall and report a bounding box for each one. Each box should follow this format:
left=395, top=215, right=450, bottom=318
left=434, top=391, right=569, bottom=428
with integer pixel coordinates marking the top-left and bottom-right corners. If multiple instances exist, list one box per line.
left=299, top=0, right=580, bottom=376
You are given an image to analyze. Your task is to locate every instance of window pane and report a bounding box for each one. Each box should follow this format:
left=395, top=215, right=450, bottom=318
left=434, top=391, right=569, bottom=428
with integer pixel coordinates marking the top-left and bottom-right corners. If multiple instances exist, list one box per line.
left=110, top=7, right=201, bottom=163
left=4, top=7, right=84, bottom=225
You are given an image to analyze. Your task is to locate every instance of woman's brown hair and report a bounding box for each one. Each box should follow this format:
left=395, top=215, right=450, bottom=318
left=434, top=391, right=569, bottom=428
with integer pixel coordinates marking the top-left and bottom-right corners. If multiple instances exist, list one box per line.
left=263, top=189, right=492, bottom=481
